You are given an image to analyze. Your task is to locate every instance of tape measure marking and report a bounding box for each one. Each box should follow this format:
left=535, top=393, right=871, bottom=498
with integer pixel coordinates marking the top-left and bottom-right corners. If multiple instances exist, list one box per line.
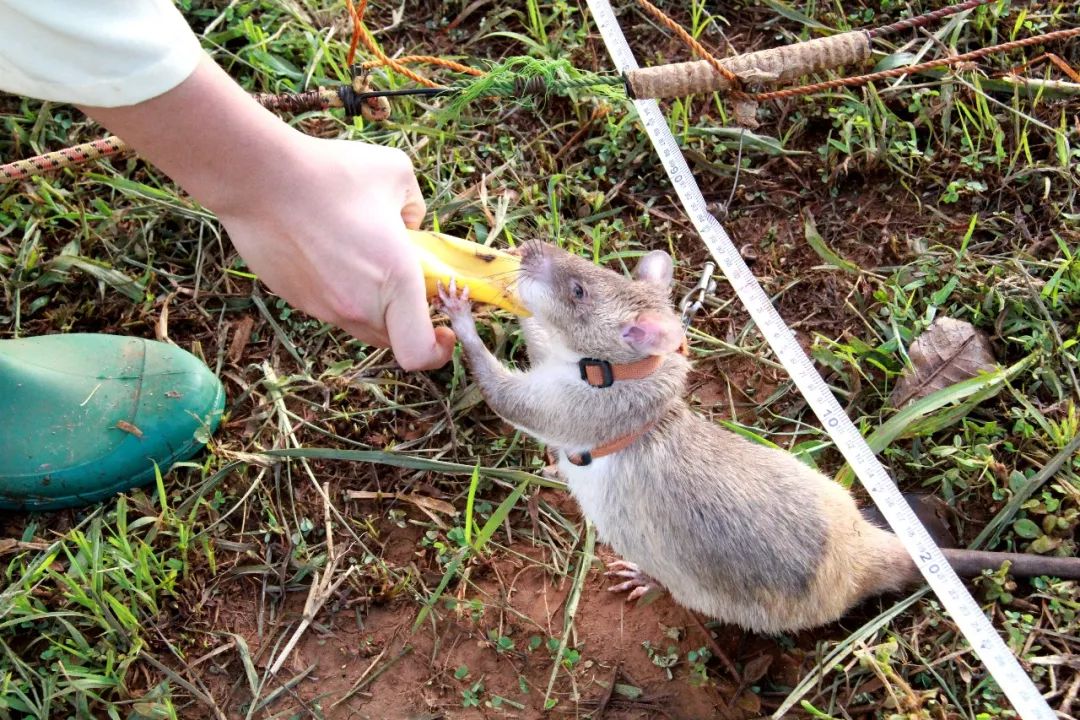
left=583, top=2, right=1054, bottom=717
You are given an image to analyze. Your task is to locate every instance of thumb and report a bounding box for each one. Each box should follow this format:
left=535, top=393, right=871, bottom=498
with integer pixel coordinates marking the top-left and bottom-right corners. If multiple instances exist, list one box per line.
left=338, top=323, right=391, bottom=350
left=401, top=174, right=427, bottom=230
left=383, top=257, right=455, bottom=371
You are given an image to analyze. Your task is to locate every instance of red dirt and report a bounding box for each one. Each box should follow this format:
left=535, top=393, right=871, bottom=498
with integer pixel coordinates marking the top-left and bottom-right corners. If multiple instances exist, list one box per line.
left=201, top=495, right=832, bottom=720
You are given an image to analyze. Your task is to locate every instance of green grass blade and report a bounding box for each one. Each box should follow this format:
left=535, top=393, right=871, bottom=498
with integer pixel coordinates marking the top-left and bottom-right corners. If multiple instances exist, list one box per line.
left=717, top=420, right=781, bottom=449
left=834, top=354, right=1033, bottom=486
left=41, top=255, right=144, bottom=302
left=802, top=211, right=858, bottom=274
left=230, top=633, right=260, bottom=699
left=412, top=549, right=467, bottom=632
left=465, top=465, right=480, bottom=549
left=474, top=478, right=531, bottom=553
left=758, top=0, right=832, bottom=31
left=261, top=447, right=563, bottom=489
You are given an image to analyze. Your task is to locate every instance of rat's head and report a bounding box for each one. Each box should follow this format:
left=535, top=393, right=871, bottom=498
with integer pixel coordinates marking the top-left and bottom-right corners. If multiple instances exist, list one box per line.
left=516, top=240, right=684, bottom=363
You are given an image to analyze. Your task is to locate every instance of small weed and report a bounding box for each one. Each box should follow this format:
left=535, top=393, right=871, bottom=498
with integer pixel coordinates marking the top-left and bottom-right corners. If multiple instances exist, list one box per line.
left=487, top=629, right=515, bottom=654
left=461, top=680, right=485, bottom=708
left=641, top=641, right=680, bottom=680
left=940, top=178, right=988, bottom=203
left=686, top=647, right=713, bottom=686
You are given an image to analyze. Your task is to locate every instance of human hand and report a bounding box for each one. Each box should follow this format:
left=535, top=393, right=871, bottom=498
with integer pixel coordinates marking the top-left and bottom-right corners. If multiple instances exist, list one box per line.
left=81, top=54, right=454, bottom=371
left=213, top=134, right=455, bottom=370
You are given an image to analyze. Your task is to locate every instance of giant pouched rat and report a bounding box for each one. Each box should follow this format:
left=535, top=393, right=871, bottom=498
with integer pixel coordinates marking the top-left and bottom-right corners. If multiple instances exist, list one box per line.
left=436, top=240, right=1080, bottom=634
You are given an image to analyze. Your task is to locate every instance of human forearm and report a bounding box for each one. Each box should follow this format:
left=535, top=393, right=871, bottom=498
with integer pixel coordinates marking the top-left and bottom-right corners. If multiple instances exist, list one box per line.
left=80, top=55, right=451, bottom=369
left=79, top=53, right=300, bottom=216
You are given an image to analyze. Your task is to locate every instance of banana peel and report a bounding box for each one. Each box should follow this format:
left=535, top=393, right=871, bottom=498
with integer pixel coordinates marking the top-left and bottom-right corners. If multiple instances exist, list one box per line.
left=407, top=229, right=529, bottom=317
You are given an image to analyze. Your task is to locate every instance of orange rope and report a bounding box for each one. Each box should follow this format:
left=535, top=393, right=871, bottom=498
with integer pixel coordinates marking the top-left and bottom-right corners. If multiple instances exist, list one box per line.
left=751, top=25, right=1080, bottom=102
left=343, top=0, right=365, bottom=67
left=0, top=136, right=130, bottom=183
left=357, top=27, right=440, bottom=88
left=342, top=0, right=445, bottom=88
left=363, top=55, right=484, bottom=77
left=349, top=5, right=440, bottom=89
left=634, top=0, right=749, bottom=99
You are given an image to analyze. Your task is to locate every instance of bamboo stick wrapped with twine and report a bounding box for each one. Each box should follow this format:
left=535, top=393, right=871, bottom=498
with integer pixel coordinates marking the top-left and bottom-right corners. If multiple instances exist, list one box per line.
left=625, top=30, right=872, bottom=99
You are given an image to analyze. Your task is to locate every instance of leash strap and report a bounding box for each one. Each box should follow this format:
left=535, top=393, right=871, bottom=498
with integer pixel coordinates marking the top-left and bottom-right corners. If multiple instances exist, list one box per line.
left=583, top=3, right=1054, bottom=717
left=579, top=354, right=662, bottom=387
left=579, top=338, right=689, bottom=388
left=566, top=418, right=658, bottom=466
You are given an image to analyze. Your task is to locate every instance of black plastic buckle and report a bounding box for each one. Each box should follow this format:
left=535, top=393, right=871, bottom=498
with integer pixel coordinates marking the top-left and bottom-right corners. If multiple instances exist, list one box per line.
left=578, top=358, right=614, bottom=388
left=568, top=450, right=593, bottom=467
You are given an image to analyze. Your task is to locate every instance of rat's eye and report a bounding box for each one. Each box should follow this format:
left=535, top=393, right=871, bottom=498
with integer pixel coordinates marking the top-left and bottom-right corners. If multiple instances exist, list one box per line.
left=570, top=280, right=586, bottom=300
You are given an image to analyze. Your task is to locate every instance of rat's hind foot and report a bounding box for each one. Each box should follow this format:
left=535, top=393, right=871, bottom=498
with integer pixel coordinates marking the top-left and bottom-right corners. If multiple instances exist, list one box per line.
left=542, top=463, right=563, bottom=480
left=605, top=560, right=663, bottom=603
left=542, top=447, right=563, bottom=480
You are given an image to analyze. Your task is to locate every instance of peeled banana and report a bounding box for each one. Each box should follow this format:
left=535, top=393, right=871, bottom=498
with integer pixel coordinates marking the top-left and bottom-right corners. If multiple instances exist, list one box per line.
left=407, top=229, right=529, bottom=316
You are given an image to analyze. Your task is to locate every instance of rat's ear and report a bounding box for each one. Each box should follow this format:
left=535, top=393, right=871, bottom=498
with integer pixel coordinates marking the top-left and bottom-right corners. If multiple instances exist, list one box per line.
left=621, top=310, right=683, bottom=355
left=633, top=250, right=674, bottom=288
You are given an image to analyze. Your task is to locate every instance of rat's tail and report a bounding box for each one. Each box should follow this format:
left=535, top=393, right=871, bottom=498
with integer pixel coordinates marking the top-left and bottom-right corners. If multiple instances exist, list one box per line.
left=942, top=548, right=1080, bottom=579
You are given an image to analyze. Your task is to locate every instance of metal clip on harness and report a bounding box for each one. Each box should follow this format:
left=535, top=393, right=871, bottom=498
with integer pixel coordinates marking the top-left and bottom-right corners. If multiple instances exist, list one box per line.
left=679, top=261, right=716, bottom=330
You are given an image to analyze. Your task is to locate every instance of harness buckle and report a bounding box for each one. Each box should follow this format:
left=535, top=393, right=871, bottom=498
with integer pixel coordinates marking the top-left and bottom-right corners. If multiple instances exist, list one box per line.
left=579, top=358, right=614, bottom=388
left=568, top=450, right=593, bottom=466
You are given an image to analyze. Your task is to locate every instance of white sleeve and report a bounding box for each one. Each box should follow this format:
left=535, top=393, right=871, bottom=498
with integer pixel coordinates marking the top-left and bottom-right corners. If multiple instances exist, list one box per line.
left=0, top=0, right=203, bottom=107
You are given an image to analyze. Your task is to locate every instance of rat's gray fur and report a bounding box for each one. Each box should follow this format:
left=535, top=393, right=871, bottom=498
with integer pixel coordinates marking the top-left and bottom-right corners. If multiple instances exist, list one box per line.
left=439, top=241, right=1079, bottom=634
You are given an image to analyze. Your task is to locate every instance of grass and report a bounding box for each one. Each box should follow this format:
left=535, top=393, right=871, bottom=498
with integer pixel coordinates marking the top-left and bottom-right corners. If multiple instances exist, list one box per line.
left=1, top=0, right=1079, bottom=717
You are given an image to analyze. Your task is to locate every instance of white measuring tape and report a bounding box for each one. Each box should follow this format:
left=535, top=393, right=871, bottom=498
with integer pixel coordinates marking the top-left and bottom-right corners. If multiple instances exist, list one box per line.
left=583, top=2, right=1053, bottom=717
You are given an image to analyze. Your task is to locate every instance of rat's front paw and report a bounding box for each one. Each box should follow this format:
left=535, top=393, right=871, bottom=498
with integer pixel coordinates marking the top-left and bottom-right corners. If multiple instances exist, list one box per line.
left=437, top=278, right=477, bottom=329
left=437, top=277, right=472, bottom=315
left=605, top=560, right=663, bottom=604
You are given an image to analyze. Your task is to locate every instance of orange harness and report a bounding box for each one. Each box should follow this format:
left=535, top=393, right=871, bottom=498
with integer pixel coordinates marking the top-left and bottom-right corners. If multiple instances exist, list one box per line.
left=565, top=340, right=688, bottom=467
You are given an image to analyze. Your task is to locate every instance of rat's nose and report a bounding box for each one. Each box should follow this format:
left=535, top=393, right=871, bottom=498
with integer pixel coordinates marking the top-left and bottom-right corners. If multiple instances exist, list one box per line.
left=519, top=239, right=539, bottom=262
left=519, top=240, right=548, bottom=276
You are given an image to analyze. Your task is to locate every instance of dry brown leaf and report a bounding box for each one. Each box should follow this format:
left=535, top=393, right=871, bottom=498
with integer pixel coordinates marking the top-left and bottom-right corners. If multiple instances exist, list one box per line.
left=155, top=292, right=172, bottom=344
left=733, top=689, right=762, bottom=714
left=228, top=315, right=256, bottom=365
left=0, top=538, right=51, bottom=555
left=741, top=653, right=773, bottom=684
left=345, top=490, right=458, bottom=517
left=115, top=420, right=144, bottom=438
left=891, top=317, right=997, bottom=408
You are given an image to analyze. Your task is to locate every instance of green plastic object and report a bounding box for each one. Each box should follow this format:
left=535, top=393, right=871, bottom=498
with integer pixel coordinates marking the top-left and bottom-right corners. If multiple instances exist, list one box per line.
left=0, top=334, right=225, bottom=511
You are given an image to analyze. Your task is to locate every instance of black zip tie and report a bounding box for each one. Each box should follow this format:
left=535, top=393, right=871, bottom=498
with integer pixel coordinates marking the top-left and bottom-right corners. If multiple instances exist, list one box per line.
left=337, top=85, right=456, bottom=119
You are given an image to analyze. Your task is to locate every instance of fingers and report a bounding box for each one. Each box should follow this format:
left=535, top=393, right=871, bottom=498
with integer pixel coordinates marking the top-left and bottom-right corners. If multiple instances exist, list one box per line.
left=384, top=259, right=454, bottom=371
left=339, top=322, right=391, bottom=349
left=400, top=173, right=426, bottom=230
left=433, top=325, right=457, bottom=353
